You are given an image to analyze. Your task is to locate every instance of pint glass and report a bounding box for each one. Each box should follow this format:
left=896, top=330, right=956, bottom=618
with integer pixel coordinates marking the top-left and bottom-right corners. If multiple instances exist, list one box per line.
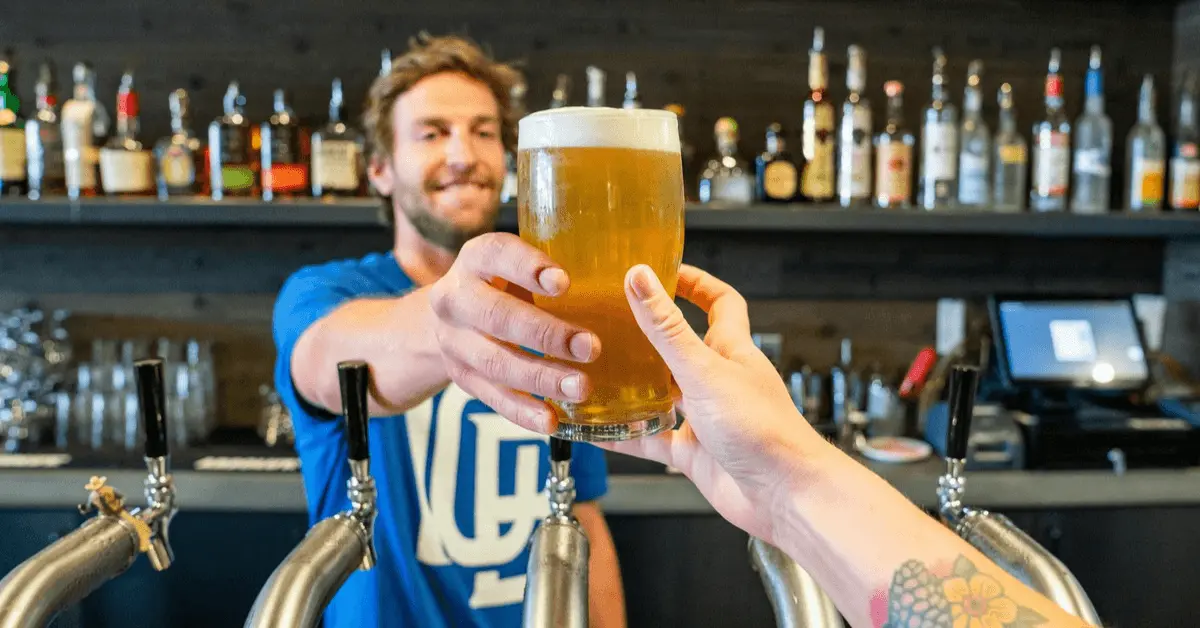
left=517, top=107, right=684, bottom=442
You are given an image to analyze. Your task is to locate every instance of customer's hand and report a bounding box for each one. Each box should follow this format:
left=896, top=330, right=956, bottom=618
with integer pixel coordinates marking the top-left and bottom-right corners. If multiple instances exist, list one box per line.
left=428, top=233, right=598, bottom=428
left=603, top=265, right=832, bottom=544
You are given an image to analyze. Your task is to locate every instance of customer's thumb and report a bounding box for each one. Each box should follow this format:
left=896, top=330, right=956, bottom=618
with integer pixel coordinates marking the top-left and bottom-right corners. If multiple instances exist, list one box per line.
left=625, top=265, right=712, bottom=381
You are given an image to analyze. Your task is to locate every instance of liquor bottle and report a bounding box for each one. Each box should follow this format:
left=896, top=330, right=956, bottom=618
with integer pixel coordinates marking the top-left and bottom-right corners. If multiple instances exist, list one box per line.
left=756, top=123, right=800, bottom=203
left=499, top=79, right=524, bottom=203
left=98, top=70, right=154, bottom=196
left=623, top=72, right=640, bottom=110
left=208, top=81, right=255, bottom=200
left=919, top=48, right=958, bottom=210
left=1030, top=48, right=1071, bottom=212
left=665, top=103, right=697, bottom=199
left=838, top=45, right=872, bottom=207
left=957, top=60, right=990, bottom=209
left=992, top=83, right=1028, bottom=212
left=1070, top=46, right=1113, bottom=214
left=0, top=55, right=27, bottom=196
left=380, top=49, right=392, bottom=78
left=1125, top=75, right=1166, bottom=211
left=829, top=338, right=862, bottom=426
left=312, top=78, right=364, bottom=198
left=261, top=89, right=308, bottom=201
left=873, top=80, right=915, bottom=209
left=801, top=27, right=835, bottom=203
left=61, top=62, right=102, bottom=199
left=586, top=66, right=605, bottom=108
left=1169, top=74, right=1200, bottom=211
left=154, top=89, right=202, bottom=199
left=25, top=62, right=65, bottom=200
left=550, top=74, right=571, bottom=109
left=698, top=117, right=754, bottom=206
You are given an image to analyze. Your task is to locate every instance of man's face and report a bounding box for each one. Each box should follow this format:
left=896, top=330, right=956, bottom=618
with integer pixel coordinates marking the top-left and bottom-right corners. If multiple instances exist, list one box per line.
left=369, top=72, right=506, bottom=253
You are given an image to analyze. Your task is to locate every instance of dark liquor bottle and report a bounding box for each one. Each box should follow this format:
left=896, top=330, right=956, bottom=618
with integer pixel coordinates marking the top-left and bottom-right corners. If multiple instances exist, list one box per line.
left=0, top=54, right=27, bottom=196
left=801, top=27, right=835, bottom=202
left=25, top=62, right=65, bottom=200
left=756, top=123, right=800, bottom=203
left=98, top=70, right=154, bottom=196
left=208, top=81, right=256, bottom=200
left=261, top=89, right=308, bottom=201
left=155, top=89, right=202, bottom=199
left=311, top=79, right=365, bottom=198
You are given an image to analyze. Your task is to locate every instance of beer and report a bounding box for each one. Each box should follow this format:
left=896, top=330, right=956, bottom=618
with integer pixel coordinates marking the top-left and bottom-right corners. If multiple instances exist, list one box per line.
left=518, top=107, right=684, bottom=442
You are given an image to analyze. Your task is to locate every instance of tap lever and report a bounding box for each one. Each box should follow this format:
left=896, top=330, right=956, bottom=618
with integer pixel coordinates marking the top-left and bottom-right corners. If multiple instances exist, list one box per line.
left=135, top=358, right=169, bottom=459
left=550, top=437, right=571, bottom=463
left=945, top=365, right=980, bottom=462
left=338, top=361, right=371, bottom=462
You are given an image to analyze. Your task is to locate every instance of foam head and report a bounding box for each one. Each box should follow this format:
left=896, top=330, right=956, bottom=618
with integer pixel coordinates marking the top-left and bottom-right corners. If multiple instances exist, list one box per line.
left=518, top=106, right=680, bottom=153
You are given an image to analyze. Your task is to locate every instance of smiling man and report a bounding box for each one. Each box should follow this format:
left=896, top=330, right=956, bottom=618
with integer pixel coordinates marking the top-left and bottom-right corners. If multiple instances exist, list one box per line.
left=272, top=34, right=625, bottom=627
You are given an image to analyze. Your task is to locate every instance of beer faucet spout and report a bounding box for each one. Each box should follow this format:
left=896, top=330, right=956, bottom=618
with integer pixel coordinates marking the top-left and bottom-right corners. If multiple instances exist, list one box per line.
left=522, top=437, right=590, bottom=628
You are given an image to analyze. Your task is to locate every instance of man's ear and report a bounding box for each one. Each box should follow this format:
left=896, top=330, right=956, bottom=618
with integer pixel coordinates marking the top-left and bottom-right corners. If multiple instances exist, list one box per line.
left=367, top=155, right=395, bottom=196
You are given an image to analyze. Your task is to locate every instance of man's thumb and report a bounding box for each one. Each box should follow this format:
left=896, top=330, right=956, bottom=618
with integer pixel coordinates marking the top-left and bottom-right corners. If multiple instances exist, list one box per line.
left=625, top=265, right=711, bottom=380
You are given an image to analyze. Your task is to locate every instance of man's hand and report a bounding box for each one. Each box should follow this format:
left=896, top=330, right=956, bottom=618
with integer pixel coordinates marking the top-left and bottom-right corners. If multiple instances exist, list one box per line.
left=429, top=233, right=600, bottom=430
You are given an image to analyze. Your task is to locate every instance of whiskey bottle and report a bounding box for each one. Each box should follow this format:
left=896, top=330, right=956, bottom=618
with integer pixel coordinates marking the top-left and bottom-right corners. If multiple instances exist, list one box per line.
left=25, top=62, right=65, bottom=200
left=698, top=117, right=754, bottom=206
left=756, top=123, right=800, bottom=203
left=957, top=60, right=990, bottom=208
left=154, top=89, right=202, bottom=199
left=874, top=80, right=914, bottom=209
left=1070, top=46, right=1113, bottom=214
left=61, top=62, right=102, bottom=199
left=550, top=74, right=571, bottom=109
left=838, top=45, right=872, bottom=207
left=992, top=83, right=1028, bottom=212
left=261, top=89, right=308, bottom=201
left=919, top=47, right=957, bottom=210
left=208, top=81, right=255, bottom=200
left=98, top=70, right=155, bottom=196
left=1125, top=75, right=1166, bottom=211
left=0, top=55, right=27, bottom=196
left=1030, top=48, right=1071, bottom=212
left=801, top=27, right=835, bottom=202
left=312, top=79, right=365, bottom=198
left=1169, top=73, right=1199, bottom=211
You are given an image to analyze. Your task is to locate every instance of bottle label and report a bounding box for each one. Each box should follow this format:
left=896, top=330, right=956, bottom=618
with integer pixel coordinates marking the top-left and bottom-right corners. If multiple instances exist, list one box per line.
left=843, top=107, right=873, bottom=198
left=998, top=143, right=1027, bottom=165
left=1074, top=148, right=1111, bottom=176
left=875, top=143, right=912, bottom=205
left=1169, top=155, right=1200, bottom=209
left=220, top=164, right=256, bottom=192
left=763, top=160, right=798, bottom=199
left=263, top=163, right=309, bottom=193
left=1131, top=157, right=1165, bottom=208
left=957, top=151, right=989, bottom=205
left=61, top=101, right=97, bottom=191
left=30, top=124, right=65, bottom=181
left=312, top=139, right=362, bottom=191
left=98, top=148, right=154, bottom=193
left=802, top=104, right=835, bottom=199
left=713, top=174, right=754, bottom=205
left=922, top=122, right=957, bottom=180
left=0, top=128, right=25, bottom=181
left=1033, top=132, right=1069, bottom=197
left=159, top=145, right=196, bottom=189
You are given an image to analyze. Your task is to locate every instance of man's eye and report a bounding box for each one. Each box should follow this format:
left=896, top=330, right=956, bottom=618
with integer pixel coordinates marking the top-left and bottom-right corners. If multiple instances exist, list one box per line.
left=478, top=129, right=498, bottom=139
left=421, top=132, right=439, bottom=141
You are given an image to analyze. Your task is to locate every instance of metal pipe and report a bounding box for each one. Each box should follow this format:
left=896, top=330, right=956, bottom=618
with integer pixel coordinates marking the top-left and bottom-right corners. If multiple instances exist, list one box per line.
left=522, top=520, right=590, bottom=628
left=0, top=517, right=139, bottom=628
left=244, top=517, right=367, bottom=628
left=748, top=538, right=844, bottom=628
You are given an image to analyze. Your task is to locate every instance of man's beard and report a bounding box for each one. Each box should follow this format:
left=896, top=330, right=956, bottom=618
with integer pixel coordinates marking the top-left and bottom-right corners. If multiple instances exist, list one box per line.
left=394, top=177, right=499, bottom=253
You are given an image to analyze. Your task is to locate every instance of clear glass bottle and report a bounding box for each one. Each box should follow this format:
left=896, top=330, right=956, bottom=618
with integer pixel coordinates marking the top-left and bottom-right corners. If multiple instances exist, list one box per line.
left=874, top=80, right=914, bottom=209
left=757, top=122, right=800, bottom=203
left=957, top=60, right=990, bottom=209
left=801, top=27, right=835, bottom=203
left=550, top=74, right=571, bottom=109
left=622, top=72, right=640, bottom=110
left=919, top=47, right=958, bottom=210
left=586, top=66, right=605, bottom=108
left=208, top=81, right=256, bottom=199
left=312, top=78, right=365, bottom=198
left=992, top=83, right=1028, bottom=212
left=1030, top=48, right=1071, bottom=211
left=0, top=54, right=27, bottom=197
left=154, top=89, right=202, bottom=199
left=1070, top=46, right=1112, bottom=213
left=838, top=45, right=872, bottom=207
left=98, top=70, right=155, bottom=196
left=61, top=62, right=103, bottom=199
left=1126, top=75, right=1166, bottom=211
left=698, top=117, right=754, bottom=206
left=1169, top=73, right=1199, bottom=211
left=25, top=62, right=65, bottom=200
left=379, top=49, right=392, bottom=78
left=261, top=89, right=308, bottom=201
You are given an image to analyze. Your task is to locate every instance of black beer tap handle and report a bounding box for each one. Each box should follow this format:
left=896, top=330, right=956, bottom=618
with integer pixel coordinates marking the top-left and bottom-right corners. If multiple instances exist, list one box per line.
left=134, top=358, right=169, bottom=459
left=945, top=365, right=980, bottom=462
left=549, top=436, right=572, bottom=463
left=338, top=361, right=372, bottom=462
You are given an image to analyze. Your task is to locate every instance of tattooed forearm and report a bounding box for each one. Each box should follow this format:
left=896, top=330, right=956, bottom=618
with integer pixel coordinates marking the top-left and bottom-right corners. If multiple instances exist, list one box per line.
left=882, top=555, right=1049, bottom=628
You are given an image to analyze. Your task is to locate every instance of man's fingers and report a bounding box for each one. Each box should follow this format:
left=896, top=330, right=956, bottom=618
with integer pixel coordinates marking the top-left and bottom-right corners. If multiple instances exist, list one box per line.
left=458, top=233, right=568, bottom=297
left=447, top=365, right=556, bottom=434
left=432, top=277, right=600, bottom=363
left=624, top=265, right=714, bottom=381
left=677, top=264, right=751, bottom=340
left=440, top=328, right=592, bottom=403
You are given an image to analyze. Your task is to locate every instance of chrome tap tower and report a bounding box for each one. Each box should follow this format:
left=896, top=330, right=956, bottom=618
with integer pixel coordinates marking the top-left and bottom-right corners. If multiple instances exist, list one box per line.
left=521, top=437, right=590, bottom=628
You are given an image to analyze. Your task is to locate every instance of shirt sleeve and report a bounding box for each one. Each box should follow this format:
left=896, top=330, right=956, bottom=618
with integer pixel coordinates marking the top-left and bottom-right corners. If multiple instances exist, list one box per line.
left=568, top=443, right=609, bottom=503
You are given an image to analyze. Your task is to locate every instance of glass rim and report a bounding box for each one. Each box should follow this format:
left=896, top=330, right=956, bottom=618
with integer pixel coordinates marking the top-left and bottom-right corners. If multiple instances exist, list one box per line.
left=518, top=106, right=681, bottom=153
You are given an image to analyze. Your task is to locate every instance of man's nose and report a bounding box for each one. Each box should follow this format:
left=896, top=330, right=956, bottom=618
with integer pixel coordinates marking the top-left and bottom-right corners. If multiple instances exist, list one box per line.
left=444, top=130, right=479, bottom=170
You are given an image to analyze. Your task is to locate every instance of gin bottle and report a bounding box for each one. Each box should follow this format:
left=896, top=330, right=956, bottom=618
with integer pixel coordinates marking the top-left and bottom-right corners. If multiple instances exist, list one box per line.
left=1070, top=46, right=1112, bottom=214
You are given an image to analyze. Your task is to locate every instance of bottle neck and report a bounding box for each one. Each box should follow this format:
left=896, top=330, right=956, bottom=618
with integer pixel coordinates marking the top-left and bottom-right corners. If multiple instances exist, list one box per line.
left=1045, top=75, right=1063, bottom=112
left=999, top=107, right=1017, bottom=133
left=170, top=111, right=186, bottom=134
left=329, top=101, right=343, bottom=124
left=809, top=52, right=828, bottom=97
left=116, top=91, right=138, bottom=139
left=1139, top=90, right=1157, bottom=124
left=1181, top=95, right=1197, bottom=130
left=1085, top=69, right=1104, bottom=114
left=964, top=88, right=981, bottom=116
left=886, top=95, right=905, bottom=126
left=766, top=134, right=783, bottom=155
left=718, top=137, right=738, bottom=158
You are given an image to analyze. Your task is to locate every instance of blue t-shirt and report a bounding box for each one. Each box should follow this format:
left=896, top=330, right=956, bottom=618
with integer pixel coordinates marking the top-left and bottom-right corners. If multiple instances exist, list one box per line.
left=272, top=251, right=609, bottom=628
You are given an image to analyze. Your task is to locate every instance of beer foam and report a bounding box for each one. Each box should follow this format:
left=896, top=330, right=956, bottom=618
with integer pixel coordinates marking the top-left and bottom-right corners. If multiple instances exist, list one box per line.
left=518, top=107, right=681, bottom=153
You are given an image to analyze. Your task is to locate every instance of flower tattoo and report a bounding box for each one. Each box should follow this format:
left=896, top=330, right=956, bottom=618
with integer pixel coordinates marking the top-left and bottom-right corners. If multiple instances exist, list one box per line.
left=883, top=556, right=1049, bottom=628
